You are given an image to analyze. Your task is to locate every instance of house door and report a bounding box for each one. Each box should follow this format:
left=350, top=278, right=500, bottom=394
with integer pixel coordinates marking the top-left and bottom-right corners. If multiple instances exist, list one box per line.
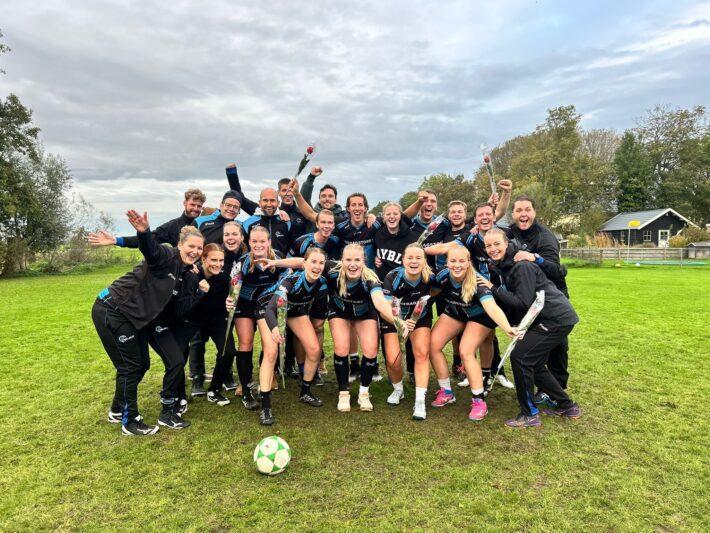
left=659, top=229, right=670, bottom=247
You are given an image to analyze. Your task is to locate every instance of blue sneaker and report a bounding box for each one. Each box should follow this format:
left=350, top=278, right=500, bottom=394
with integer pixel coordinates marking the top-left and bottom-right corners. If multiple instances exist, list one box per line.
left=533, top=391, right=558, bottom=409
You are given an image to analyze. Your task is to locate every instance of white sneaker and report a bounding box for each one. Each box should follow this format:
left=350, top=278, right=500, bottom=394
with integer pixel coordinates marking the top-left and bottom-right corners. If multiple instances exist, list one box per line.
left=371, top=372, right=383, bottom=383
left=412, top=401, right=426, bottom=420
left=496, top=374, right=515, bottom=389
left=337, top=391, right=351, bottom=412
left=358, top=392, right=373, bottom=412
left=457, top=377, right=469, bottom=387
left=387, top=389, right=404, bottom=405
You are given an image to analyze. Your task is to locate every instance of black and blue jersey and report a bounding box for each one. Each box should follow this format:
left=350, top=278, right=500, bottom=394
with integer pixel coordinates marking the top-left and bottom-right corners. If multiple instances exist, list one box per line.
left=381, top=267, right=433, bottom=321
left=432, top=268, right=493, bottom=321
left=242, top=214, right=291, bottom=256
left=289, top=232, right=342, bottom=259
left=262, top=270, right=328, bottom=328
left=324, top=260, right=382, bottom=318
left=235, top=251, right=287, bottom=303
left=406, top=214, right=450, bottom=269
left=194, top=211, right=235, bottom=245
left=333, top=217, right=382, bottom=268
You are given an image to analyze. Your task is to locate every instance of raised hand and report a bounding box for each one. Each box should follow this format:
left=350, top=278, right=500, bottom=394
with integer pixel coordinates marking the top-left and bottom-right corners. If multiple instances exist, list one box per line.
left=498, top=179, right=512, bottom=192
left=254, top=257, right=277, bottom=270
left=310, top=166, right=323, bottom=177
left=198, top=279, right=210, bottom=293
left=87, top=230, right=117, bottom=247
left=126, top=210, right=149, bottom=232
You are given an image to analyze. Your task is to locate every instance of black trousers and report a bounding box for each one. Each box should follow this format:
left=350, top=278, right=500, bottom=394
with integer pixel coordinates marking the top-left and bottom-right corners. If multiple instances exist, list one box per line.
left=202, top=320, right=238, bottom=392
left=188, top=331, right=207, bottom=380
left=547, top=337, right=569, bottom=389
left=146, top=321, right=194, bottom=403
left=92, top=299, right=150, bottom=423
left=510, top=324, right=574, bottom=416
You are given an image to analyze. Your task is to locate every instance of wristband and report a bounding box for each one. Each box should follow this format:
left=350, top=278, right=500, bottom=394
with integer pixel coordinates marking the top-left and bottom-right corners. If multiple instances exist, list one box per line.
left=116, top=237, right=125, bottom=247
left=534, top=253, right=544, bottom=264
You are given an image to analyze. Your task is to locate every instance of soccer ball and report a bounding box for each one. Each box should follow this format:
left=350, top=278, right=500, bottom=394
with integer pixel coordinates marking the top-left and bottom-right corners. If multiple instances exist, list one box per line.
left=253, top=436, right=291, bottom=475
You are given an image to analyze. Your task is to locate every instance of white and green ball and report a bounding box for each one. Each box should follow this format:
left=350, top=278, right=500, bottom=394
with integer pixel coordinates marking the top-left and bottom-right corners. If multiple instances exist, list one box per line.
left=253, top=436, right=291, bottom=475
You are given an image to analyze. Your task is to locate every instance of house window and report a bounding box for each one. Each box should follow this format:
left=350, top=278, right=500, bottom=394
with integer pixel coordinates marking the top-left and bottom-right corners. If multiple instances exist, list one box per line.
left=643, top=230, right=652, bottom=242
left=619, top=232, right=626, bottom=244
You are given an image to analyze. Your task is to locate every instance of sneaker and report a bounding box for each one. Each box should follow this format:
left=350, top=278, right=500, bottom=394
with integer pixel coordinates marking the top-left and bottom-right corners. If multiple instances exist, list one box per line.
left=241, top=389, right=260, bottom=411
left=358, top=392, right=373, bottom=412
left=108, top=410, right=122, bottom=424
left=371, top=371, right=383, bottom=383
left=318, top=360, right=328, bottom=375
left=468, top=398, right=488, bottom=421
left=259, top=407, right=275, bottom=426
left=543, top=403, right=582, bottom=418
left=287, top=367, right=300, bottom=379
left=412, top=401, right=426, bottom=421
left=452, top=364, right=466, bottom=382
left=348, top=372, right=359, bottom=384
left=191, top=379, right=206, bottom=397
left=387, top=389, right=405, bottom=406
left=482, top=375, right=492, bottom=395
left=505, top=413, right=542, bottom=428
left=407, top=372, right=415, bottom=385
left=533, top=391, right=558, bottom=409
left=177, top=398, right=188, bottom=416
left=337, top=391, right=351, bottom=412
left=121, top=416, right=159, bottom=436
left=299, top=391, right=324, bottom=407
left=223, top=375, right=238, bottom=391
left=457, top=376, right=469, bottom=388
left=430, top=388, right=456, bottom=408
left=207, top=390, right=231, bottom=406
left=314, top=372, right=325, bottom=387
left=496, top=374, right=515, bottom=389
left=158, top=406, right=190, bottom=430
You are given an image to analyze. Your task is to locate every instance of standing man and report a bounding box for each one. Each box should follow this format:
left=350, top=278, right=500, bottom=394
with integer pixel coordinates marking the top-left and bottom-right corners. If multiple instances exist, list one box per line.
left=242, top=188, right=291, bottom=255
left=505, top=195, right=570, bottom=397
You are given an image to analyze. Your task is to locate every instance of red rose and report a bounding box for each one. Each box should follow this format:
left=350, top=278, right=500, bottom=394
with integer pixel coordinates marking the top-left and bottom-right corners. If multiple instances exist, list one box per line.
left=306, top=146, right=314, bottom=154
left=483, top=155, right=490, bottom=163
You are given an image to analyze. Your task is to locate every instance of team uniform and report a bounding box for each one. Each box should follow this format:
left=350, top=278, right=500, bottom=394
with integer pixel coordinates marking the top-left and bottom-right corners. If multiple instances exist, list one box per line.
left=233, top=252, right=288, bottom=319
left=323, top=261, right=383, bottom=321
left=243, top=215, right=291, bottom=256
left=261, top=270, right=329, bottom=326
left=406, top=214, right=450, bottom=269
left=333, top=217, right=382, bottom=268
left=289, top=232, right=342, bottom=260
left=432, top=268, right=497, bottom=328
left=194, top=211, right=242, bottom=245
left=380, top=268, right=433, bottom=334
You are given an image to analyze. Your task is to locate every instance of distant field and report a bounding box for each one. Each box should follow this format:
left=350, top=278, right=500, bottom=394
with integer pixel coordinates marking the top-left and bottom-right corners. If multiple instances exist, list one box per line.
left=0, top=265, right=708, bottom=530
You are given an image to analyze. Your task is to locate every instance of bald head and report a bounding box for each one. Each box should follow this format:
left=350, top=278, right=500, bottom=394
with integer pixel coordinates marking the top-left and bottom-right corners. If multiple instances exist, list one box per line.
left=259, top=187, right=278, bottom=216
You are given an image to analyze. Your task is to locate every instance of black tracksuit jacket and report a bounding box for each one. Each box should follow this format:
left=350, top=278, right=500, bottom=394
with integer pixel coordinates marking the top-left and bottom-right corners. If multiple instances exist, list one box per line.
left=506, top=221, right=568, bottom=295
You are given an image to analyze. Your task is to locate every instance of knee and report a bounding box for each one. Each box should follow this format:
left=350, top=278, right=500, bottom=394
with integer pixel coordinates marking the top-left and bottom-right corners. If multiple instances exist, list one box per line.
left=413, top=348, right=429, bottom=362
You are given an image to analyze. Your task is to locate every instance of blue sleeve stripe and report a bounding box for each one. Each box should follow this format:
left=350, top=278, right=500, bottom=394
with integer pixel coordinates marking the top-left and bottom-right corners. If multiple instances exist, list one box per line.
left=195, top=210, right=220, bottom=227
left=370, top=286, right=383, bottom=294
left=480, top=294, right=493, bottom=302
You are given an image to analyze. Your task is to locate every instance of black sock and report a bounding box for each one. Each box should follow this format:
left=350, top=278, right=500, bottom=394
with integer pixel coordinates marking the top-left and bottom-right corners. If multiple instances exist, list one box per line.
left=235, top=350, right=253, bottom=390
left=473, top=390, right=485, bottom=400
left=334, top=354, right=349, bottom=391
left=261, top=390, right=272, bottom=410
left=360, top=357, right=377, bottom=387
left=349, top=353, right=360, bottom=371
left=482, top=367, right=491, bottom=382
left=405, top=340, right=415, bottom=373
left=300, top=379, right=312, bottom=396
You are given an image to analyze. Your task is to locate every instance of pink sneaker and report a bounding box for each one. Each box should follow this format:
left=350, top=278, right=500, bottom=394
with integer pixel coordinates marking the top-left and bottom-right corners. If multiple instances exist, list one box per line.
left=430, top=388, right=456, bottom=408
left=468, top=398, right=488, bottom=421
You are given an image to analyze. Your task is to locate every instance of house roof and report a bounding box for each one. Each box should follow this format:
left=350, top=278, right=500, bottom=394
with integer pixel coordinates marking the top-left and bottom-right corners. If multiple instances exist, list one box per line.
left=688, top=241, right=710, bottom=247
left=600, top=208, right=697, bottom=231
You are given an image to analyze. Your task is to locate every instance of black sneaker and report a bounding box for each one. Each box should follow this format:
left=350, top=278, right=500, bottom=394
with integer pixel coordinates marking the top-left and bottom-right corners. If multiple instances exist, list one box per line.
left=223, top=374, right=238, bottom=391
left=299, top=391, right=324, bottom=407
left=452, top=364, right=466, bottom=382
left=158, top=405, right=191, bottom=430
left=207, top=390, right=231, bottom=406
left=177, top=399, right=188, bottom=416
left=314, top=372, right=325, bottom=386
left=241, top=389, right=260, bottom=411
left=287, top=366, right=300, bottom=379
left=407, top=372, right=415, bottom=385
left=533, top=391, right=558, bottom=409
left=108, top=410, right=122, bottom=424
left=121, top=416, right=159, bottom=436
left=191, top=379, right=206, bottom=397
left=259, top=407, right=275, bottom=426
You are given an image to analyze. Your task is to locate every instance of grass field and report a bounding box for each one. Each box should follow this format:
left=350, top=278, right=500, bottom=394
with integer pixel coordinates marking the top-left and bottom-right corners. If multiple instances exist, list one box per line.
left=1, top=264, right=708, bottom=531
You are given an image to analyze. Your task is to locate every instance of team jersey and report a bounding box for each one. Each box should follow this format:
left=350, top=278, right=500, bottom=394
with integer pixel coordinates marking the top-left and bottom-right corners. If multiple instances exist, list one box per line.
left=242, top=214, right=291, bottom=256
left=236, top=251, right=287, bottom=302
left=381, top=267, right=433, bottom=321
left=437, top=222, right=471, bottom=270
left=333, top=217, right=382, bottom=268
left=455, top=229, right=497, bottom=280
left=432, top=268, right=494, bottom=321
left=262, top=270, right=328, bottom=329
left=406, top=214, right=450, bottom=268
left=373, top=223, right=417, bottom=280
left=194, top=211, right=235, bottom=245
left=324, top=260, right=382, bottom=317
left=289, top=232, right=342, bottom=259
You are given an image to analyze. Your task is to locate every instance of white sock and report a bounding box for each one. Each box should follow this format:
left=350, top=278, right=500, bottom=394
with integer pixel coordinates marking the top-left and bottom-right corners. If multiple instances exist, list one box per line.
left=438, top=378, right=452, bottom=391
left=471, top=387, right=484, bottom=396
left=415, top=387, right=427, bottom=403
left=392, top=381, right=403, bottom=392
left=359, top=385, right=369, bottom=395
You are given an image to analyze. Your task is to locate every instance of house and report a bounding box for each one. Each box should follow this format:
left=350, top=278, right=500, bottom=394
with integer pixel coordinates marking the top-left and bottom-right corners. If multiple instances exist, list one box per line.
left=688, top=242, right=710, bottom=259
left=599, top=208, right=697, bottom=247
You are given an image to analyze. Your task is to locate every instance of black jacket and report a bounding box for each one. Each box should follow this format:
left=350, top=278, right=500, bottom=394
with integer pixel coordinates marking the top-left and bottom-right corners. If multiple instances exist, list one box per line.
left=243, top=214, right=291, bottom=256
left=184, top=267, right=229, bottom=326
left=107, top=229, right=202, bottom=330
left=116, top=212, right=195, bottom=248
left=374, top=222, right=417, bottom=280
left=490, top=243, right=578, bottom=328
left=506, top=220, right=568, bottom=295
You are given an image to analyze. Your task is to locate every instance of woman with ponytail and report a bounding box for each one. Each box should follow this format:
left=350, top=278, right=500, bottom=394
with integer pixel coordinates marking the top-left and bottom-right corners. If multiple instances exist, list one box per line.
left=428, top=246, right=517, bottom=422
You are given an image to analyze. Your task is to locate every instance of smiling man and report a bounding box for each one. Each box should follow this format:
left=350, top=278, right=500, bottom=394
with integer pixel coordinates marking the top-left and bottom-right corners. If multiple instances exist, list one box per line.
left=242, top=188, right=292, bottom=255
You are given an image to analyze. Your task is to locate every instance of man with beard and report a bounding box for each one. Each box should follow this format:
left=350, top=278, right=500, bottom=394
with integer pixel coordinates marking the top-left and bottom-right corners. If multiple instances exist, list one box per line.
left=88, top=189, right=206, bottom=248
left=242, top=188, right=292, bottom=255
left=300, top=174, right=347, bottom=223
left=506, top=195, right=570, bottom=403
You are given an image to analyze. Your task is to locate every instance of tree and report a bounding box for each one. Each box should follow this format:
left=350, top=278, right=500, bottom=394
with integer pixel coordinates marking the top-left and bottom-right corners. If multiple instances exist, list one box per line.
left=613, top=131, right=653, bottom=213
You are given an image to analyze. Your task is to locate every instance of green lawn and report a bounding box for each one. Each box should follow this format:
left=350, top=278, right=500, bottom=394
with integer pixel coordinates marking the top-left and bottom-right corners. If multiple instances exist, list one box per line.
left=1, top=265, right=708, bottom=531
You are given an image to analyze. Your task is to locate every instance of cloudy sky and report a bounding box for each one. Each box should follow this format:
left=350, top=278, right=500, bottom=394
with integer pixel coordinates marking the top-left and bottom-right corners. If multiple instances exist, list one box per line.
left=1, top=0, right=709, bottom=232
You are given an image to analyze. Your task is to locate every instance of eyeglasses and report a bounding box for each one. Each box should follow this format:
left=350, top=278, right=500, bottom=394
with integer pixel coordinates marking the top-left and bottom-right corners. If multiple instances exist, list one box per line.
left=222, top=203, right=240, bottom=211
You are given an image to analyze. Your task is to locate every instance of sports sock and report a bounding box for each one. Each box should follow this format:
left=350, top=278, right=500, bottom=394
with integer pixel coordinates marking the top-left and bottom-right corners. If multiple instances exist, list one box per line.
left=334, top=354, right=350, bottom=391
left=349, top=353, right=360, bottom=371
left=359, top=384, right=369, bottom=395
left=300, top=379, right=312, bottom=396
left=438, top=378, right=452, bottom=392
left=482, top=367, right=491, bottom=382
left=471, top=387, right=485, bottom=400
left=415, top=387, right=427, bottom=403
left=393, top=381, right=404, bottom=393
left=235, top=350, right=253, bottom=390
left=298, top=362, right=305, bottom=377
left=261, top=390, right=272, bottom=409
left=360, top=357, right=377, bottom=386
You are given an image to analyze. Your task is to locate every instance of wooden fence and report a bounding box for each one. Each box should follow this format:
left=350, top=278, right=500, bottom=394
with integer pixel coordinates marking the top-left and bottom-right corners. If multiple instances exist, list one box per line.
left=562, top=248, right=690, bottom=263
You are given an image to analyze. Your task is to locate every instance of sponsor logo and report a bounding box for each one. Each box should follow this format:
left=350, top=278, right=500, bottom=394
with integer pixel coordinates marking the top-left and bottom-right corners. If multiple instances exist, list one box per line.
left=168, top=273, right=176, bottom=280
left=118, top=334, right=135, bottom=343
left=155, top=325, right=168, bottom=333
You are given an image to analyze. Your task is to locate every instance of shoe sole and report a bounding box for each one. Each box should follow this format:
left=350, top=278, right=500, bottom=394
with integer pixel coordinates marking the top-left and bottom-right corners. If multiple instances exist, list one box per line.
left=430, top=398, right=456, bottom=408
left=158, top=420, right=189, bottom=430
left=191, top=392, right=206, bottom=397
left=259, top=420, right=275, bottom=426
left=337, top=405, right=351, bottom=412
left=122, top=425, right=159, bottom=436
left=358, top=402, right=373, bottom=412
left=207, top=400, right=230, bottom=406
left=223, top=386, right=238, bottom=391
left=412, top=415, right=426, bottom=421
left=387, top=395, right=404, bottom=406
left=108, top=417, right=121, bottom=424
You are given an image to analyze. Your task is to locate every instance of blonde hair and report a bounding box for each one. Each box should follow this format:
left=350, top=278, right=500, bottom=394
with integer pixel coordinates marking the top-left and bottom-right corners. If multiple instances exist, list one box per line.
left=446, top=246, right=477, bottom=304
left=332, top=243, right=380, bottom=297
left=247, top=225, right=276, bottom=272
left=179, top=226, right=204, bottom=244
left=403, top=243, right=432, bottom=283
left=383, top=202, right=402, bottom=214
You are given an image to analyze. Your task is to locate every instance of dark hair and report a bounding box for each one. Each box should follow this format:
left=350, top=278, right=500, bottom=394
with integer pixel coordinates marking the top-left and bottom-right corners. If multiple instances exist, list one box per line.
left=346, top=193, right=368, bottom=209
left=303, top=246, right=327, bottom=260
left=474, top=202, right=495, bottom=217
left=221, top=190, right=244, bottom=205
left=277, top=178, right=292, bottom=189
left=319, top=184, right=338, bottom=197
left=512, top=195, right=535, bottom=210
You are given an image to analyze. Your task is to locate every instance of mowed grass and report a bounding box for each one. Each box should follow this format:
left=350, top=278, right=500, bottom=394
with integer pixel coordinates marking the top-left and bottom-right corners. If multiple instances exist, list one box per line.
left=0, top=265, right=708, bottom=531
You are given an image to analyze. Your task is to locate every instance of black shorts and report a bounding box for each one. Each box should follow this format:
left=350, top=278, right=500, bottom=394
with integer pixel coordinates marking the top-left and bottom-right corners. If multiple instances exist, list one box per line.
left=380, top=313, right=433, bottom=335
left=442, top=308, right=496, bottom=329
left=309, top=295, right=328, bottom=321
left=327, top=302, right=378, bottom=322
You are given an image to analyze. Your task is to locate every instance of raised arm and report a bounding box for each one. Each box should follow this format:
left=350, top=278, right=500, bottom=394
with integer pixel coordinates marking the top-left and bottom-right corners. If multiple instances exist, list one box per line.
left=291, top=179, right=318, bottom=224
left=495, top=179, right=512, bottom=221
left=424, top=241, right=458, bottom=257
left=127, top=210, right=171, bottom=267
left=225, top=163, right=259, bottom=215
left=403, top=190, right=427, bottom=218
left=300, top=167, right=322, bottom=205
